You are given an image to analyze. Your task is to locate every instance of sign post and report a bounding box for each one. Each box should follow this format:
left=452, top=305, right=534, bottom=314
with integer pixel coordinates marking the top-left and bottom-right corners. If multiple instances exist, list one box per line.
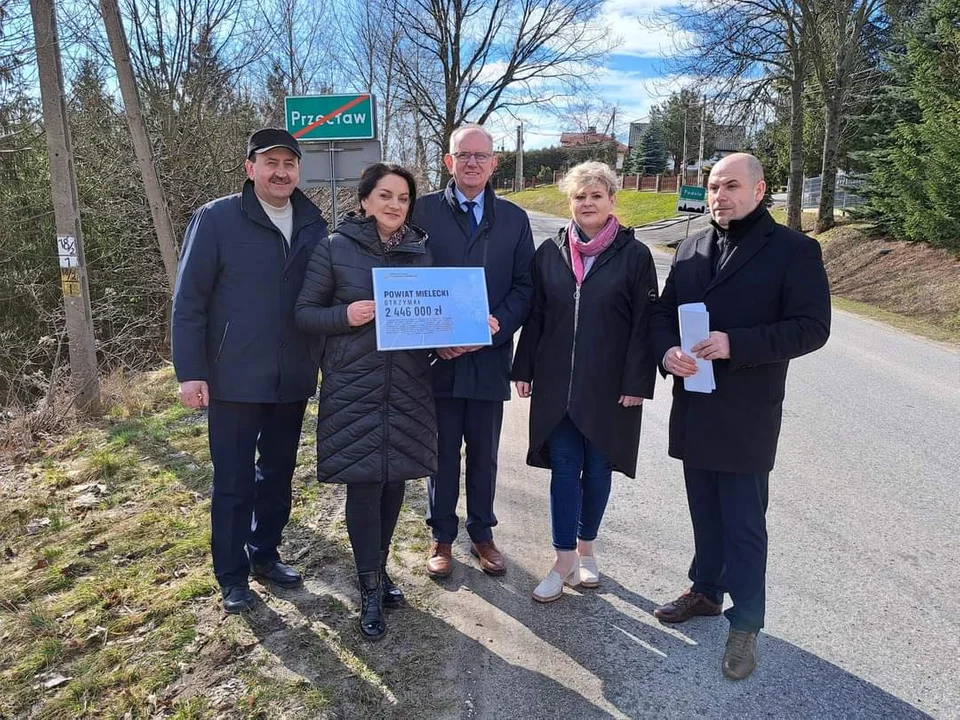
left=285, top=94, right=380, bottom=223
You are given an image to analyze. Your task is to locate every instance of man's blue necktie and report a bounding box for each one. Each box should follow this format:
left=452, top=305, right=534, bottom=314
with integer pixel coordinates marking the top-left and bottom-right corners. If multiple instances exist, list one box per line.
left=463, top=200, right=479, bottom=234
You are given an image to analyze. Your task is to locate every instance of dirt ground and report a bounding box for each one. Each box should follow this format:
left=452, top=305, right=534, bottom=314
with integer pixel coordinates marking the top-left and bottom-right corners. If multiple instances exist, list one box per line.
left=819, top=225, right=960, bottom=341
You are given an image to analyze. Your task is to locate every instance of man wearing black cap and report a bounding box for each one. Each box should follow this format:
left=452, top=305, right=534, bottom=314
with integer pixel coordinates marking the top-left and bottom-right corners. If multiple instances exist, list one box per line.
left=172, top=128, right=328, bottom=613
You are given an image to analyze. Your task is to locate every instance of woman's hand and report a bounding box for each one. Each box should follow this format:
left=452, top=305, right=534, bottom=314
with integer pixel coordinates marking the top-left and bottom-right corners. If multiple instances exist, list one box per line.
left=515, top=381, right=532, bottom=398
left=619, top=395, right=643, bottom=407
left=347, top=300, right=376, bottom=327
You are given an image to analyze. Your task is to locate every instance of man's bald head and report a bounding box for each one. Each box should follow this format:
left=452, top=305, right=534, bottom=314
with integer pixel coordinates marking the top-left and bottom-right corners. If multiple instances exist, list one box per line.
left=711, top=153, right=765, bottom=185
left=706, top=153, right=767, bottom=228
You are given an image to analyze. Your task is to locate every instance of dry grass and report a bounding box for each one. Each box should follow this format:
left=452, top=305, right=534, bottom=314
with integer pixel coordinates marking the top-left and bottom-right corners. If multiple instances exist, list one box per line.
left=0, top=366, right=458, bottom=719
left=818, top=226, right=960, bottom=343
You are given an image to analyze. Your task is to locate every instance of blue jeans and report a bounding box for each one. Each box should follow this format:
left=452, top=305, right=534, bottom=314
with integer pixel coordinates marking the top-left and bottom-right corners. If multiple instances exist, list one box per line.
left=547, top=416, right=613, bottom=551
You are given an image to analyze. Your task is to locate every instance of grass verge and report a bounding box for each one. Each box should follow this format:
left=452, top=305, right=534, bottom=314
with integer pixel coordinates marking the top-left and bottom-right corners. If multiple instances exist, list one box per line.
left=0, top=367, right=455, bottom=719
left=503, top=185, right=679, bottom=226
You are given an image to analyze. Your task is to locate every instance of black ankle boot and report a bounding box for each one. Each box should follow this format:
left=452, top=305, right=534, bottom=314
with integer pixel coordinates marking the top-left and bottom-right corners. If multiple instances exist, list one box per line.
left=357, top=571, right=387, bottom=641
left=381, top=551, right=406, bottom=609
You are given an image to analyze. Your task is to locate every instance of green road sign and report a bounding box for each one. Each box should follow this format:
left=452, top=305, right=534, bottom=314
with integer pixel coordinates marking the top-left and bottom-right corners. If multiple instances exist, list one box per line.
left=285, top=94, right=376, bottom=141
left=677, top=184, right=707, bottom=214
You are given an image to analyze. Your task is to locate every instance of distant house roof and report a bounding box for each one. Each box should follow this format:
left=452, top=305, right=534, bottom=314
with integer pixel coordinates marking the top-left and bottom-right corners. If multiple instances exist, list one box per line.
left=559, top=126, right=628, bottom=153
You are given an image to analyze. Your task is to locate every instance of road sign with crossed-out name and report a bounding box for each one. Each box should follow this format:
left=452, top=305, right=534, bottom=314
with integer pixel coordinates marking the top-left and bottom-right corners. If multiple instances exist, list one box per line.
left=285, top=94, right=377, bottom=141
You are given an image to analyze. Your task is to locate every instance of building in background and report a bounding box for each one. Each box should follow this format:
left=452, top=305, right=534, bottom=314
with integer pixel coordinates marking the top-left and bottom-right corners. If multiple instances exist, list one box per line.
left=559, top=126, right=629, bottom=170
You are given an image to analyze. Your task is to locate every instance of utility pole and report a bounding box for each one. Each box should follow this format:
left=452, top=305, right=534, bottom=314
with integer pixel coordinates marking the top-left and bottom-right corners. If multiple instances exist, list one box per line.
left=680, top=102, right=688, bottom=190
left=100, top=0, right=178, bottom=294
left=515, top=124, right=524, bottom=192
left=697, top=93, right=707, bottom=186
left=30, top=0, right=101, bottom=413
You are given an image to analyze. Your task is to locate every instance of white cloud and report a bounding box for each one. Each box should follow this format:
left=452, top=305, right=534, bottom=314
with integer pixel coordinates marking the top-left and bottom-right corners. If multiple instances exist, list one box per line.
left=600, top=0, right=695, bottom=58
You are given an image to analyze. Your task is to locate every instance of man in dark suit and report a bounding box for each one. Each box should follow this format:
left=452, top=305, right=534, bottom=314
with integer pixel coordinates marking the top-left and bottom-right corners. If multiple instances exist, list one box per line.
left=412, top=124, right=535, bottom=578
left=650, top=153, right=831, bottom=679
left=172, top=129, right=327, bottom=613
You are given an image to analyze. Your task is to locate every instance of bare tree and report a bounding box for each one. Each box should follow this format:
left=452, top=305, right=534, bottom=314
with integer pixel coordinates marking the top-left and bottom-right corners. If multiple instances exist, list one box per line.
left=252, top=0, right=332, bottom=96
left=100, top=0, right=179, bottom=294
left=391, top=0, right=611, bottom=181
left=797, top=0, right=884, bottom=232
left=338, top=0, right=403, bottom=159
left=122, top=0, right=258, bottom=136
left=556, top=97, right=619, bottom=134
left=660, top=0, right=810, bottom=229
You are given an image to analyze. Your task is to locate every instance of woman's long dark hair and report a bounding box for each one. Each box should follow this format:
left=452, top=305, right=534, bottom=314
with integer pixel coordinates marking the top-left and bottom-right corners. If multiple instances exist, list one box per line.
left=357, top=163, right=418, bottom=221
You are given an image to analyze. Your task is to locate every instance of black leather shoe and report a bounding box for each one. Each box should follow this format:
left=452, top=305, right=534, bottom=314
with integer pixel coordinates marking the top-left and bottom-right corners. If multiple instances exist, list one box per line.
left=222, top=584, right=254, bottom=614
left=381, top=552, right=406, bottom=609
left=251, top=560, right=303, bottom=589
left=358, top=571, right=387, bottom=641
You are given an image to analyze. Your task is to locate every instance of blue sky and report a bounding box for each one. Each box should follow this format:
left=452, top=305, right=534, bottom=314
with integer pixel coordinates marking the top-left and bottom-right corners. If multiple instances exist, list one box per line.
left=485, top=0, right=691, bottom=150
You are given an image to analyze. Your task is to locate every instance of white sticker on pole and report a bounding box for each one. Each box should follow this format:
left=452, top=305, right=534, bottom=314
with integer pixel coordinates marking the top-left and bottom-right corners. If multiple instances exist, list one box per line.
left=57, top=235, right=79, bottom=267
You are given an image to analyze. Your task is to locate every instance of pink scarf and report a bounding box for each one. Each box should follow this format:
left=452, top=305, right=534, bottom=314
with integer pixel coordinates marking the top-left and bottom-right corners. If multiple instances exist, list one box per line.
left=567, top=215, right=620, bottom=285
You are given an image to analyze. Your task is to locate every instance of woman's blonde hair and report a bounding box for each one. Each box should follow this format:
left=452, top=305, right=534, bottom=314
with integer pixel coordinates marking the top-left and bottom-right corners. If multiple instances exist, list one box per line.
left=558, top=161, right=618, bottom=197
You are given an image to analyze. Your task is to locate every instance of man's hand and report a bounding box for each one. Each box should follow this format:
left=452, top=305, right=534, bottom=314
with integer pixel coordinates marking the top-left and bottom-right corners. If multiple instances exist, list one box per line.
left=664, top=346, right=699, bottom=378
left=179, top=380, right=209, bottom=409
left=436, top=347, right=465, bottom=361
left=347, top=300, right=376, bottom=327
left=488, top=315, right=500, bottom=335
left=514, top=381, right=532, bottom=398
left=619, top=395, right=643, bottom=407
left=692, top=331, right=730, bottom=361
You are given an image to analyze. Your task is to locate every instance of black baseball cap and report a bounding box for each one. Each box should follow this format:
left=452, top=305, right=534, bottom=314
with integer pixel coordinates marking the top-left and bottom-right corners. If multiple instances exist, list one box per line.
left=247, top=128, right=302, bottom=160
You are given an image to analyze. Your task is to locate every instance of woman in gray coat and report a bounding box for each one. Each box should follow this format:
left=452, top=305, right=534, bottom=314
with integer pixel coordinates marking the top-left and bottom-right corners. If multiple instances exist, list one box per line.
left=295, top=163, right=437, bottom=641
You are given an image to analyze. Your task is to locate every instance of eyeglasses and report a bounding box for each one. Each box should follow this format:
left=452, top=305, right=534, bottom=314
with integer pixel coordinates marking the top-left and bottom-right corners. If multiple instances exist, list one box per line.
left=452, top=151, right=493, bottom=163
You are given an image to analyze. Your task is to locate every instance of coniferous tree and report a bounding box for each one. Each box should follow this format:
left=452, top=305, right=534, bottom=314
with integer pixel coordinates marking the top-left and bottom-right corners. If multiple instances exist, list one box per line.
left=860, top=0, right=960, bottom=249
left=637, top=124, right=668, bottom=175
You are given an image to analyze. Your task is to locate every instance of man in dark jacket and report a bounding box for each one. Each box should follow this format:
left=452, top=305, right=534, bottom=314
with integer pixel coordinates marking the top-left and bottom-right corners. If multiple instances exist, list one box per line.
left=172, top=128, right=328, bottom=613
left=650, top=153, right=831, bottom=680
left=412, top=124, right=535, bottom=577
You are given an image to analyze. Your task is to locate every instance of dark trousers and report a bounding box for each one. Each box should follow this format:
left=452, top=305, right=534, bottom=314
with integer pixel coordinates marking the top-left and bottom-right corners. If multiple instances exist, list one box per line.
left=207, top=399, right=307, bottom=588
left=426, top=398, right=504, bottom=543
left=345, top=482, right=407, bottom=573
left=547, top=415, right=613, bottom=550
left=683, top=465, right=769, bottom=632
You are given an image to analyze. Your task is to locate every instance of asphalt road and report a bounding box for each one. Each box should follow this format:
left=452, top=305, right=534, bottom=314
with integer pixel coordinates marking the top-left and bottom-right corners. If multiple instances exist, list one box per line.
left=435, top=209, right=960, bottom=719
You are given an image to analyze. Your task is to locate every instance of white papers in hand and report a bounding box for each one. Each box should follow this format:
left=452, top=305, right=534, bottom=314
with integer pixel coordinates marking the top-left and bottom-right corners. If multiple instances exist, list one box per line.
left=678, top=302, right=716, bottom=394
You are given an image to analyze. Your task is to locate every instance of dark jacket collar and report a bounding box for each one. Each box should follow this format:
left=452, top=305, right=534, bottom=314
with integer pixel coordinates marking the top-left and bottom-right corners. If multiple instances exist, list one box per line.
left=442, top=179, right=497, bottom=221
left=240, top=180, right=326, bottom=237
left=697, top=207, right=776, bottom=291
left=335, top=212, right=428, bottom=255
left=710, top=201, right=767, bottom=242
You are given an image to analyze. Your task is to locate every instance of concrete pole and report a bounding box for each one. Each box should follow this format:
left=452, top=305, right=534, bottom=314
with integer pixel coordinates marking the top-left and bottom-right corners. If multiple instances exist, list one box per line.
left=697, top=93, right=707, bottom=186
left=515, top=124, right=524, bottom=191
left=681, top=103, right=688, bottom=186
left=30, top=0, right=101, bottom=413
left=99, top=0, right=179, bottom=294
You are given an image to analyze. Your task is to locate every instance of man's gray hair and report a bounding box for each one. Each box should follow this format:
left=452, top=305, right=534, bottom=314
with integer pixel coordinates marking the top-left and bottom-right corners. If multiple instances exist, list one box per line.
left=449, top=123, right=495, bottom=153
left=558, top=161, right=618, bottom=197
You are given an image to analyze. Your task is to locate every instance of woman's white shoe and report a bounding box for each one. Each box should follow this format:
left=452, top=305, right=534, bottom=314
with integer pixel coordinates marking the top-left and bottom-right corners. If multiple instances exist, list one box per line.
left=579, top=555, right=600, bottom=588
left=532, top=561, right=580, bottom=603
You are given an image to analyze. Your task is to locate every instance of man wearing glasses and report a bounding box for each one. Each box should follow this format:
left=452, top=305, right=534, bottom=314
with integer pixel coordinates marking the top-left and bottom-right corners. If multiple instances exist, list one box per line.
left=412, top=124, right=536, bottom=578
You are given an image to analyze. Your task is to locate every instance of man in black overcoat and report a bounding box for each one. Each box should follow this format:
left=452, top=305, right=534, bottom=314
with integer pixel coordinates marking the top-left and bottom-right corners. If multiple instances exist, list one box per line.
left=412, top=124, right=535, bottom=577
left=649, top=153, right=831, bottom=679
